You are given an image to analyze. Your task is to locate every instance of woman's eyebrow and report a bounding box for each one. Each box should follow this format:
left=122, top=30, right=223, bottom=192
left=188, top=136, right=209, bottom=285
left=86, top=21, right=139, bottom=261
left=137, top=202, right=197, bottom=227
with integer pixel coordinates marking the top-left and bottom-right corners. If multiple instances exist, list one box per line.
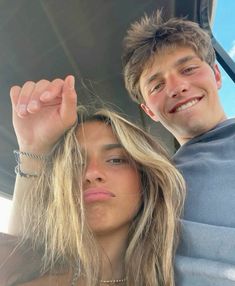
left=79, top=143, right=123, bottom=154
left=102, top=143, right=123, bottom=151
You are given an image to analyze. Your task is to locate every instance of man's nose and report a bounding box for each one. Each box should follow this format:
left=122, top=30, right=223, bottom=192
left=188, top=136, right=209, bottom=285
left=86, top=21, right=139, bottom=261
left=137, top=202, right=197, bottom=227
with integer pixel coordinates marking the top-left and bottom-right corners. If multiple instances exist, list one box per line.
left=166, top=74, right=189, bottom=98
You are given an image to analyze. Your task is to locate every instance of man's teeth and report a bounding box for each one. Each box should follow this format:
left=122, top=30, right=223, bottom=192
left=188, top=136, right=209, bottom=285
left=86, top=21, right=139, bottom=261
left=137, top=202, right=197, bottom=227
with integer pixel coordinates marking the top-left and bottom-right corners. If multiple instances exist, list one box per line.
left=176, top=99, right=199, bottom=112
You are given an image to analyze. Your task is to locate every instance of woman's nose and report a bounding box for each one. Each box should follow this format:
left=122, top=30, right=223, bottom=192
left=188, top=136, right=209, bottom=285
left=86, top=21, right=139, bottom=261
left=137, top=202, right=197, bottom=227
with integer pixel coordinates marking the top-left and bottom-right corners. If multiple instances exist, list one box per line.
left=84, top=159, right=105, bottom=184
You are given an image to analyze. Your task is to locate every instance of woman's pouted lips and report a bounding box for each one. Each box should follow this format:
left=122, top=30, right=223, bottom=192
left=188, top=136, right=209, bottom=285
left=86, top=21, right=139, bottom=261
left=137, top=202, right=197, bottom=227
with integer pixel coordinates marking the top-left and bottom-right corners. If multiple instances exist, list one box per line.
left=84, top=188, right=115, bottom=203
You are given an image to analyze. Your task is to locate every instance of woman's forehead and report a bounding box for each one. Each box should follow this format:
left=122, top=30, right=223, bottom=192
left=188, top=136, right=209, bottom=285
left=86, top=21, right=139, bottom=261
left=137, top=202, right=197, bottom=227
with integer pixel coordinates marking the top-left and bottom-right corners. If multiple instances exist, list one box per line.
left=76, top=121, right=118, bottom=145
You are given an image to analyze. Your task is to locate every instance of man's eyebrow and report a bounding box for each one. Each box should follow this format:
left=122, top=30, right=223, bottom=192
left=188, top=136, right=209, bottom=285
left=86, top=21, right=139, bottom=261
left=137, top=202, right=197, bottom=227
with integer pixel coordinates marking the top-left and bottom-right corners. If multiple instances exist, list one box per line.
left=144, top=55, right=197, bottom=88
left=145, top=73, right=161, bottom=88
left=174, top=55, right=197, bottom=67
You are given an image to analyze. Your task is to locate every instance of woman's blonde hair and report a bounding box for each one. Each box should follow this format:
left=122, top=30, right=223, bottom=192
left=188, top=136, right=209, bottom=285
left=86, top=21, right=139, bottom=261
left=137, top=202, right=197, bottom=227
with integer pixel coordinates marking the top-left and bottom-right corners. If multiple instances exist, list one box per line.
left=21, top=107, right=185, bottom=286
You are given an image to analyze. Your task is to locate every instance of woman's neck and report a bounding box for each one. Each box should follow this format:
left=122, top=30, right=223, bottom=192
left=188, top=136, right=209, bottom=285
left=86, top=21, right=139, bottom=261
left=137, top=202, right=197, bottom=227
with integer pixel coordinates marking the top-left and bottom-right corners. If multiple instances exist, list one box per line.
left=96, top=228, right=128, bottom=281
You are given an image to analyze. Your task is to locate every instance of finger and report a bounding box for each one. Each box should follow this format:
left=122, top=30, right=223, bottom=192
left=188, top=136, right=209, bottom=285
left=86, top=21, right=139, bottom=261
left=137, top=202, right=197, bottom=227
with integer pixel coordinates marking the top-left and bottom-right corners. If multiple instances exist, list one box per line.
left=60, top=75, right=77, bottom=127
left=17, top=81, right=36, bottom=117
left=10, top=86, right=21, bottom=111
left=40, top=78, right=64, bottom=102
left=27, top=79, right=50, bottom=113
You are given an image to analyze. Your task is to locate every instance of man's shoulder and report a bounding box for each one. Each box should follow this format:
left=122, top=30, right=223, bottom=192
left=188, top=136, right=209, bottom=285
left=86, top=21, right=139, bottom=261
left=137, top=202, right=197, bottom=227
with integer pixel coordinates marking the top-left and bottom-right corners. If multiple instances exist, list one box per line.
left=174, top=118, right=235, bottom=158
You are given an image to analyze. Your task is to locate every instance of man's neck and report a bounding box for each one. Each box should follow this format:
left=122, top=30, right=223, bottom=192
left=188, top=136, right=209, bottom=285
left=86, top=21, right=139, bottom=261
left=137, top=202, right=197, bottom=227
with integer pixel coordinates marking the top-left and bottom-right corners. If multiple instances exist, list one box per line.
left=177, top=114, right=228, bottom=146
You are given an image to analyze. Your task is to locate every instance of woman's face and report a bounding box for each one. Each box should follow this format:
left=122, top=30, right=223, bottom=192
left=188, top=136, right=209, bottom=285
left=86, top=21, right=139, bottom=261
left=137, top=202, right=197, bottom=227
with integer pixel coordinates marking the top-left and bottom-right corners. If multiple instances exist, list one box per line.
left=77, top=121, right=142, bottom=236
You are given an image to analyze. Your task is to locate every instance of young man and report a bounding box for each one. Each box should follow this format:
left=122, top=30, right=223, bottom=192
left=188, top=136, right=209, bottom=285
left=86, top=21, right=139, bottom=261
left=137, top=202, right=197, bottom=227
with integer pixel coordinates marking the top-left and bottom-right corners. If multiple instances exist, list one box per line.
left=122, top=11, right=235, bottom=286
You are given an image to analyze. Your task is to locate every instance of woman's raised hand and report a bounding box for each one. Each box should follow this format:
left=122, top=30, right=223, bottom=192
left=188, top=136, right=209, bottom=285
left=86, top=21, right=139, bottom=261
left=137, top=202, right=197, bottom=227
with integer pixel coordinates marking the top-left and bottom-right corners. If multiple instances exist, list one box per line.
left=10, top=75, right=77, bottom=154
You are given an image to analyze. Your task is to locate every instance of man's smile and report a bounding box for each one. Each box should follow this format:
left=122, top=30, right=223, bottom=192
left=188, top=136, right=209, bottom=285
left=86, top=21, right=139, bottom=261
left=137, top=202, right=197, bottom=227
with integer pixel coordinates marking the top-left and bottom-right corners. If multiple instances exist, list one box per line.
left=169, top=96, right=204, bottom=113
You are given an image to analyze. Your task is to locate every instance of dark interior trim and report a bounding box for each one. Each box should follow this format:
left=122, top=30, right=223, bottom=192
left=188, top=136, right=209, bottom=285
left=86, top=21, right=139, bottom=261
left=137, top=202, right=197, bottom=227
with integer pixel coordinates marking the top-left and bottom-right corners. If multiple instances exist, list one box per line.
left=198, top=0, right=235, bottom=82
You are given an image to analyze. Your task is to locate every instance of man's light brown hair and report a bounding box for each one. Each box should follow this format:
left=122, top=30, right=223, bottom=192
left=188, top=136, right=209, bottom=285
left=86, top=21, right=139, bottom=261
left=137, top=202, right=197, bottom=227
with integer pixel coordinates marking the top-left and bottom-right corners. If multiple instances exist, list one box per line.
left=122, top=10, right=216, bottom=103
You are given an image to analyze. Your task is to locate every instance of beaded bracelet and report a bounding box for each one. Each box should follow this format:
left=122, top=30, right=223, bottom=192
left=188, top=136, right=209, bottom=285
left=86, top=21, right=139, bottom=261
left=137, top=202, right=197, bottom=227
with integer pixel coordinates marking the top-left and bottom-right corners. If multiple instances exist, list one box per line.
left=14, top=165, right=38, bottom=178
left=14, top=150, right=48, bottom=161
left=14, top=150, right=48, bottom=178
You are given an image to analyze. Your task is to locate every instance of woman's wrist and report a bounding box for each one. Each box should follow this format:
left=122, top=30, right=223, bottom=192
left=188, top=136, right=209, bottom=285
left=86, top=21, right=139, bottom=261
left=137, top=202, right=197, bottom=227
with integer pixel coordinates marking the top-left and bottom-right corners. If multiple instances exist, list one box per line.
left=18, top=145, right=53, bottom=156
left=14, top=150, right=49, bottom=178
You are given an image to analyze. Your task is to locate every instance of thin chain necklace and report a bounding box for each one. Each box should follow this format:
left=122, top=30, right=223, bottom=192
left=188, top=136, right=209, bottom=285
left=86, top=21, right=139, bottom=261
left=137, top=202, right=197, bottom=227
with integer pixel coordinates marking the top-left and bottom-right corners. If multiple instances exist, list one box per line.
left=70, top=268, right=126, bottom=285
left=100, top=278, right=126, bottom=284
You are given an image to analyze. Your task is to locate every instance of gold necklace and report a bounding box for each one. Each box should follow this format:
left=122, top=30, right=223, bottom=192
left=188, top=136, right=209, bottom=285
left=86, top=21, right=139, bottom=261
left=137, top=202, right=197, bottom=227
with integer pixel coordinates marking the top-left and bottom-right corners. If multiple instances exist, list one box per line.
left=100, top=277, right=126, bottom=284
left=70, top=268, right=126, bottom=285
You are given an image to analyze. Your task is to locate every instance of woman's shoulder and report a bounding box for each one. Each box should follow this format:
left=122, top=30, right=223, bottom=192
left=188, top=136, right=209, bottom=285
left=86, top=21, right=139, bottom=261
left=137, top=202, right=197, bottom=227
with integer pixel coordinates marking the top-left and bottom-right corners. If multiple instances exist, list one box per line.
left=17, top=272, right=72, bottom=286
left=0, top=233, right=72, bottom=286
left=0, top=232, right=41, bottom=286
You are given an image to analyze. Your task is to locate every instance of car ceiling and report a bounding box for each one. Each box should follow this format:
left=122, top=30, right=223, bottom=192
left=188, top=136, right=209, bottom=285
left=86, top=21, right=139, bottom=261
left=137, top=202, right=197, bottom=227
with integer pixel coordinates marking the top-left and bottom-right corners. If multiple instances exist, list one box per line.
left=0, top=0, right=214, bottom=197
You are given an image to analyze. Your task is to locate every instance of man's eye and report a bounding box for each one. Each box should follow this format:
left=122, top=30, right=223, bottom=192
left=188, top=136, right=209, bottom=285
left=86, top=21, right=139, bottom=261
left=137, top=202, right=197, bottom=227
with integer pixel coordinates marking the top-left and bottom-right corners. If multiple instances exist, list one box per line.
left=150, top=82, right=164, bottom=94
left=182, top=66, right=198, bottom=74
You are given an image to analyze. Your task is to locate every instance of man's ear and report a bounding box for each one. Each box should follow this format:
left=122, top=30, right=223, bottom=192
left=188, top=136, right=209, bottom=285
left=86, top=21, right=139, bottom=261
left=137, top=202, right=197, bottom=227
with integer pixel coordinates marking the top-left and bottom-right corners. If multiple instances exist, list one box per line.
left=140, top=103, right=159, bottom=122
left=213, top=64, right=222, bottom=89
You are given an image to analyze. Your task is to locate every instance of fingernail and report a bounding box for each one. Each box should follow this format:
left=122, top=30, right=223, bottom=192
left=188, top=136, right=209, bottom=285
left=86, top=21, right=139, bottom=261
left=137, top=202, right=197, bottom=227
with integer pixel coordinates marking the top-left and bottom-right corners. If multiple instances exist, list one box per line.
left=40, top=91, right=51, bottom=100
left=17, top=104, right=27, bottom=115
left=68, top=76, right=75, bottom=89
left=27, top=100, right=39, bottom=110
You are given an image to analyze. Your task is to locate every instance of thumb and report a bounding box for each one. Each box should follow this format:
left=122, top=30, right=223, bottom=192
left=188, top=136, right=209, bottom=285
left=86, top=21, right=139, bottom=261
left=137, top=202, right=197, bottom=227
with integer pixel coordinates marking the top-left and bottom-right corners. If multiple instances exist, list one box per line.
left=60, top=75, right=78, bottom=126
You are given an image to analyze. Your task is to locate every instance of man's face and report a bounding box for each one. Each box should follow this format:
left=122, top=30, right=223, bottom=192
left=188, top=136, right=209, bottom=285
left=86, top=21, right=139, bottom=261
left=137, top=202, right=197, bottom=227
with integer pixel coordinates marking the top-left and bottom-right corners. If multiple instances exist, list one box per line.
left=139, top=46, right=226, bottom=145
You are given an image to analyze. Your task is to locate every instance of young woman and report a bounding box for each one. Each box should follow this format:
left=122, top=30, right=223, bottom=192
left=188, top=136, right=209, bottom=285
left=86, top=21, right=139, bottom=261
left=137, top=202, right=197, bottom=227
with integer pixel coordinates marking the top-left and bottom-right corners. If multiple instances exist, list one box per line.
left=1, top=76, right=185, bottom=286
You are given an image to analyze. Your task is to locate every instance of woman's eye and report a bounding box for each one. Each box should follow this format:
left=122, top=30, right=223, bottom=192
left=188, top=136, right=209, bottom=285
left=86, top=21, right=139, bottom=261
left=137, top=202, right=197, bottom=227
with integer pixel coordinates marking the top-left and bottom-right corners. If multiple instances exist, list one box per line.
left=107, top=158, right=128, bottom=165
